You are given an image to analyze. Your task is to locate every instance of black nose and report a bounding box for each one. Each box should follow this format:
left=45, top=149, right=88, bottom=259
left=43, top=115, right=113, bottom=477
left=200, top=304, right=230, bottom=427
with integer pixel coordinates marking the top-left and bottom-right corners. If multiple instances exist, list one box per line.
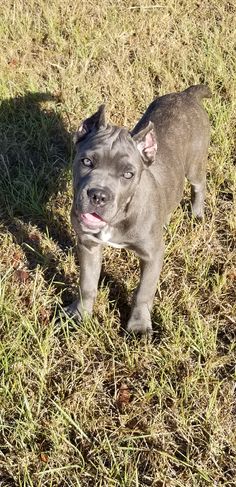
left=87, top=187, right=111, bottom=207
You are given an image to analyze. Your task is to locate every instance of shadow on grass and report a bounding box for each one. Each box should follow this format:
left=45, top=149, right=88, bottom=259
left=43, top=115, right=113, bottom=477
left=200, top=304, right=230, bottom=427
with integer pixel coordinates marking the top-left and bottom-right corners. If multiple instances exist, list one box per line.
left=100, top=270, right=131, bottom=329
left=0, top=92, right=76, bottom=301
left=0, top=92, right=71, bottom=228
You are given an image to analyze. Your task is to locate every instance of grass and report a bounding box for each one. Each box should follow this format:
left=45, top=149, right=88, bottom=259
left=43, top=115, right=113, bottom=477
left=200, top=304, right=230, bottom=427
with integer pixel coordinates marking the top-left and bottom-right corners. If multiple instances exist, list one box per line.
left=0, top=0, right=235, bottom=485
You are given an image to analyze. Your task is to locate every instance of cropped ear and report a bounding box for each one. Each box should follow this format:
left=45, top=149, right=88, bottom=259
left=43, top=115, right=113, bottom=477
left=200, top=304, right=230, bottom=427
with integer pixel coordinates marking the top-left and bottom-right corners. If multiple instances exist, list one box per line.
left=132, top=122, right=157, bottom=165
left=73, top=104, right=106, bottom=144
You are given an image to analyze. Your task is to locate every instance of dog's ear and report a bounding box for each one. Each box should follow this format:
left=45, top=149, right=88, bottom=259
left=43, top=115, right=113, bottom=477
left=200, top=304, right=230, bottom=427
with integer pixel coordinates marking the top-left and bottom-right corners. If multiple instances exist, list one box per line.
left=132, top=122, right=157, bottom=165
left=74, top=104, right=106, bottom=144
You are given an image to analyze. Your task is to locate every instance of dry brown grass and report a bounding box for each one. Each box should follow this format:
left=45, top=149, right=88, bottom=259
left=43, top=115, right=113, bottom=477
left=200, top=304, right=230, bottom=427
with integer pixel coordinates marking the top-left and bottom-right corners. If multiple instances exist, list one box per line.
left=0, top=1, right=235, bottom=485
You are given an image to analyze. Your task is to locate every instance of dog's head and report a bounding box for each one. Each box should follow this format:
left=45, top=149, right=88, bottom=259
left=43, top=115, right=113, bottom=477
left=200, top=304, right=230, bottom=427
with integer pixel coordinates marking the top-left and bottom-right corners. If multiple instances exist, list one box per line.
left=72, top=105, right=157, bottom=232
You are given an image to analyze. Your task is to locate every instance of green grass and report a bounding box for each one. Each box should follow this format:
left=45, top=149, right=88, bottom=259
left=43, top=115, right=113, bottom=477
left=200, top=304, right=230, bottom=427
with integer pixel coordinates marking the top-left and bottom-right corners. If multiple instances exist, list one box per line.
left=0, top=1, right=235, bottom=485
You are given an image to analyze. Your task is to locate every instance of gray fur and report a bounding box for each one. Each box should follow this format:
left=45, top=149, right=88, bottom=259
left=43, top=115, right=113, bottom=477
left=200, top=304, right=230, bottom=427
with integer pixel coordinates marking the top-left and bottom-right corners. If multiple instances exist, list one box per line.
left=67, top=85, right=211, bottom=335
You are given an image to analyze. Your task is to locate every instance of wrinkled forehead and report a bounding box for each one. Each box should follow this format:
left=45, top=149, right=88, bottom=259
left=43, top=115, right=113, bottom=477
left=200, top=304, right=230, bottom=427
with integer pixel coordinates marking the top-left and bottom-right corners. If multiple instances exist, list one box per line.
left=77, top=125, right=138, bottom=161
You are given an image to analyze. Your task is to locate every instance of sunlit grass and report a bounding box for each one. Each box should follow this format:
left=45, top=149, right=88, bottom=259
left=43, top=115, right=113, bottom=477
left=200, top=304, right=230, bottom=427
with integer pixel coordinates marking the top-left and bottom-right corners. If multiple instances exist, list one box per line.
left=0, top=1, right=235, bottom=485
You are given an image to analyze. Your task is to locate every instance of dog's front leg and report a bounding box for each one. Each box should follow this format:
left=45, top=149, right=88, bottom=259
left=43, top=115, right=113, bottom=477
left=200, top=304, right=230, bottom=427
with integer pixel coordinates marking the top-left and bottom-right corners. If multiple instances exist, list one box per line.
left=65, top=242, right=103, bottom=321
left=127, top=240, right=164, bottom=335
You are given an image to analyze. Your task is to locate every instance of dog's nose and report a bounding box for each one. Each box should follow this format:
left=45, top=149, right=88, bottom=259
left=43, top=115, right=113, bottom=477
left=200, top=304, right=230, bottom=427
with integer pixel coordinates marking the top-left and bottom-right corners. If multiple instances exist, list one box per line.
left=87, top=187, right=111, bottom=207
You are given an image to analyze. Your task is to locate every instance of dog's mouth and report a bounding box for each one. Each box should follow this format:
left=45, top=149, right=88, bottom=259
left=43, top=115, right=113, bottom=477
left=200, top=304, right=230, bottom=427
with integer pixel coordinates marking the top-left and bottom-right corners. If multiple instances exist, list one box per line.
left=79, top=212, right=107, bottom=229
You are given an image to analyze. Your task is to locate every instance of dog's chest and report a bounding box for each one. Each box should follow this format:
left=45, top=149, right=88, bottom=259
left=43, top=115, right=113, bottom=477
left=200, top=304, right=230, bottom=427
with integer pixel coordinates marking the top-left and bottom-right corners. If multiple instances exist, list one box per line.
left=98, top=226, right=126, bottom=248
left=87, top=226, right=126, bottom=249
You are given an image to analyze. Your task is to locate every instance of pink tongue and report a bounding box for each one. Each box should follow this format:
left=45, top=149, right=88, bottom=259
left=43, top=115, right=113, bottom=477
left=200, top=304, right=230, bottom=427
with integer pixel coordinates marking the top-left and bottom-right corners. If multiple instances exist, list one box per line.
left=83, top=213, right=104, bottom=223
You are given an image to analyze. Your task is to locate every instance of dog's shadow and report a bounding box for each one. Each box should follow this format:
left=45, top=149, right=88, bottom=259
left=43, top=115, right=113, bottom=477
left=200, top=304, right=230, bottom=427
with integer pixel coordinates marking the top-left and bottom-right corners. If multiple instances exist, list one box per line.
left=100, top=269, right=131, bottom=330
left=0, top=92, right=76, bottom=299
left=0, top=92, right=69, bottom=217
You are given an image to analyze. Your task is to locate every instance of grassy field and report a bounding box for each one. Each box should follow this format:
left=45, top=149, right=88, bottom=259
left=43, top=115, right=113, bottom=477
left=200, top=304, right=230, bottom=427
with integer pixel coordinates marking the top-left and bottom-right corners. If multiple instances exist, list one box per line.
left=0, top=0, right=235, bottom=485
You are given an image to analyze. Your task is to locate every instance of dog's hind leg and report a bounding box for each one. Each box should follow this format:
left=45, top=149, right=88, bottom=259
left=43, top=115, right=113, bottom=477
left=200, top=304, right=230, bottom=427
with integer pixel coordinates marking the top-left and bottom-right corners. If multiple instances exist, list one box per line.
left=190, top=178, right=206, bottom=219
left=187, top=155, right=207, bottom=219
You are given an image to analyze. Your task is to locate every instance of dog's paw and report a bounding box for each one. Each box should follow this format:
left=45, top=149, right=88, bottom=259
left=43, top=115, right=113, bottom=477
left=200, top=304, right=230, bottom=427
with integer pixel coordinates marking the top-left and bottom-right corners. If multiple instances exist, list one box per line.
left=127, top=307, right=153, bottom=337
left=62, top=300, right=82, bottom=322
left=127, top=321, right=153, bottom=338
left=192, top=207, right=204, bottom=220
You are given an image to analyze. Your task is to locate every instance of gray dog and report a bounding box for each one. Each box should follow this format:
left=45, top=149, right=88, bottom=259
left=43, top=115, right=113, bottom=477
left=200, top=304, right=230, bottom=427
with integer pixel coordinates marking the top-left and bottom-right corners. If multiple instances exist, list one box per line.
left=67, top=85, right=211, bottom=335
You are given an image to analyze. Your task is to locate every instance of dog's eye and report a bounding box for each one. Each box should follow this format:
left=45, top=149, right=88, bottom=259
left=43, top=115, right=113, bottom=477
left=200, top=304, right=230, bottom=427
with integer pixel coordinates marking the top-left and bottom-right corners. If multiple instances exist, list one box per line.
left=123, top=171, right=134, bottom=179
left=81, top=158, right=93, bottom=168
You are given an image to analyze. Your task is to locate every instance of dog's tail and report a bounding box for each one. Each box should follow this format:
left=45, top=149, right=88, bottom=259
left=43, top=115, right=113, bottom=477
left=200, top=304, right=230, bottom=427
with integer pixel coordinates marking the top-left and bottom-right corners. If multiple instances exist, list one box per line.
left=184, top=84, right=212, bottom=102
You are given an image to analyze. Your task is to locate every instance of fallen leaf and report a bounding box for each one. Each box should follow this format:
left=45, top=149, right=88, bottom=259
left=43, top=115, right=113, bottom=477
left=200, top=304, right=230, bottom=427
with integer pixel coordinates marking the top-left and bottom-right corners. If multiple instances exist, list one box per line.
left=39, top=307, right=51, bottom=325
left=15, top=269, right=29, bottom=283
left=116, top=383, right=131, bottom=411
left=29, top=231, right=41, bottom=243
left=39, top=452, right=49, bottom=463
left=12, top=251, right=23, bottom=268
